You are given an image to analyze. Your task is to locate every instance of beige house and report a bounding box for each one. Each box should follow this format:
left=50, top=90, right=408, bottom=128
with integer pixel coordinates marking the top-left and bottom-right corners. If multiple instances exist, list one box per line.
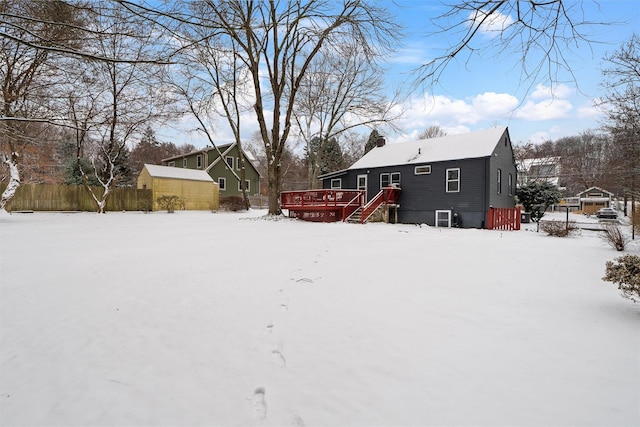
left=137, top=164, right=219, bottom=211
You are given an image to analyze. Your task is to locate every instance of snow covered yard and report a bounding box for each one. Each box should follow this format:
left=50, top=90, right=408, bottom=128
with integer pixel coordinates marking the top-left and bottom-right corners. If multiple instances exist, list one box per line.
left=1, top=210, right=638, bottom=426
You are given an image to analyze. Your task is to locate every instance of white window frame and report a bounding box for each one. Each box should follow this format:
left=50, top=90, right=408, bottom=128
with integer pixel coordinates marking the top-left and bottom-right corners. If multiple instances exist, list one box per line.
left=236, top=157, right=241, bottom=170
left=435, top=210, right=451, bottom=227
left=225, top=156, right=234, bottom=169
left=197, top=154, right=203, bottom=169
left=183, top=158, right=187, bottom=167
left=497, top=168, right=502, bottom=194
left=168, top=161, right=175, bottom=167
left=380, top=172, right=400, bottom=188
left=238, top=180, right=250, bottom=192
left=446, top=168, right=460, bottom=193
left=331, top=178, right=342, bottom=189
left=218, top=177, right=226, bottom=191
left=415, top=165, right=431, bottom=175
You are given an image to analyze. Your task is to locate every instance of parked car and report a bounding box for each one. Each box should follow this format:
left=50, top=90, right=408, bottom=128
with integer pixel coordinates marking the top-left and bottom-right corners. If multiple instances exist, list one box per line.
left=596, top=207, right=618, bottom=219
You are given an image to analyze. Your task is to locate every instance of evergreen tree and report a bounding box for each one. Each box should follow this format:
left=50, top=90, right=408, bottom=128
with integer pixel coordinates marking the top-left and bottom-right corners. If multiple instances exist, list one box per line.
left=364, top=129, right=382, bottom=154
left=516, top=181, right=562, bottom=230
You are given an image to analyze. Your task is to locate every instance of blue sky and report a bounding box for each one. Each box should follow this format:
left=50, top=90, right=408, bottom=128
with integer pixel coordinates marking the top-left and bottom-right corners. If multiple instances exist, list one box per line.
left=160, top=0, right=640, bottom=149
left=386, top=0, right=640, bottom=145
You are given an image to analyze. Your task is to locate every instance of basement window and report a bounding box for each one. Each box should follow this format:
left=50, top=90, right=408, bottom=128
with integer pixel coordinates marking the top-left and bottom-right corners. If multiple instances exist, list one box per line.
left=415, top=165, right=431, bottom=175
left=331, top=178, right=342, bottom=189
left=168, top=161, right=175, bottom=167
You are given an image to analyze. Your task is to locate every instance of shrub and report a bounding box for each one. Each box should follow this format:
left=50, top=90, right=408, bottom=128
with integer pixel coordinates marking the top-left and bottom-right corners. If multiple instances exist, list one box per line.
left=156, top=195, right=181, bottom=213
left=603, top=255, right=640, bottom=303
left=540, top=220, right=577, bottom=237
left=600, top=224, right=629, bottom=251
left=220, top=196, right=248, bottom=211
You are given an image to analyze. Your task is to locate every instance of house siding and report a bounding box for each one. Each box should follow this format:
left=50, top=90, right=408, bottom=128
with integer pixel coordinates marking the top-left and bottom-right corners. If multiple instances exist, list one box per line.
left=164, top=145, right=260, bottom=197
left=321, top=128, right=517, bottom=228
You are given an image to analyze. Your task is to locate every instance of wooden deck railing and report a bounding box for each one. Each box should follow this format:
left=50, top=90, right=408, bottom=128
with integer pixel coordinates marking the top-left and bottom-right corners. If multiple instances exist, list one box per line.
left=360, top=187, right=401, bottom=223
left=487, top=206, right=521, bottom=230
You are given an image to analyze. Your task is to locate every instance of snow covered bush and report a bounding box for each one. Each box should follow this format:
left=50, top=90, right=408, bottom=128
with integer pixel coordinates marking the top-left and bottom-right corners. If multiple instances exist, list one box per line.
left=603, top=255, right=640, bottom=303
left=601, top=225, right=629, bottom=251
left=540, top=220, right=577, bottom=237
left=156, top=195, right=181, bottom=213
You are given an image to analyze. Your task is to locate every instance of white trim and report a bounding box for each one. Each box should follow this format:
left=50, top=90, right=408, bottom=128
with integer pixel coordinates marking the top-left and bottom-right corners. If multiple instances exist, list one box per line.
left=197, top=154, right=203, bottom=169
left=497, top=168, right=502, bottom=194
left=168, top=161, right=175, bottom=167
left=218, top=177, right=226, bottom=191
left=225, top=156, right=234, bottom=169
left=446, top=168, right=460, bottom=193
left=183, top=157, right=187, bottom=167
left=435, top=210, right=451, bottom=227
left=238, top=179, right=250, bottom=192
left=330, top=178, right=341, bottom=189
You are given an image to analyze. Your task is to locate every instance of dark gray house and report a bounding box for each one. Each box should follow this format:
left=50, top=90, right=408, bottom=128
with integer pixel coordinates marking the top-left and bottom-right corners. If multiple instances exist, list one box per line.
left=320, top=126, right=517, bottom=228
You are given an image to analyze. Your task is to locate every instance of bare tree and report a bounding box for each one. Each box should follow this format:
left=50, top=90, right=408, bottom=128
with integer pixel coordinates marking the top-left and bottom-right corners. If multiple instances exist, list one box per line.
left=600, top=34, right=640, bottom=213
left=0, top=0, right=85, bottom=211
left=132, top=0, right=401, bottom=215
left=171, top=11, right=255, bottom=209
left=293, top=43, right=400, bottom=188
left=69, top=2, right=172, bottom=213
left=416, top=1, right=600, bottom=92
left=418, top=125, right=447, bottom=139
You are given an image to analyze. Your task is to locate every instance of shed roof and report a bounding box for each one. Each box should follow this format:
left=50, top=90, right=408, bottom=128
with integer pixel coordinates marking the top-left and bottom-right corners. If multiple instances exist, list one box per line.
left=142, top=164, right=215, bottom=182
left=349, top=126, right=508, bottom=170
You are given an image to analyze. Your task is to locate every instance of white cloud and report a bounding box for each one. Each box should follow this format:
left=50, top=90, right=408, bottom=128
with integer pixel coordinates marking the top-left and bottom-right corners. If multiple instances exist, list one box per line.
left=471, top=92, right=519, bottom=116
left=530, top=83, right=573, bottom=100
left=469, top=9, right=514, bottom=35
left=514, top=99, right=573, bottom=121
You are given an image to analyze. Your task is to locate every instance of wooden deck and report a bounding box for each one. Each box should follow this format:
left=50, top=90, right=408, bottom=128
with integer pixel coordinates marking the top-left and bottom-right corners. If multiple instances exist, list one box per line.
left=280, top=188, right=401, bottom=223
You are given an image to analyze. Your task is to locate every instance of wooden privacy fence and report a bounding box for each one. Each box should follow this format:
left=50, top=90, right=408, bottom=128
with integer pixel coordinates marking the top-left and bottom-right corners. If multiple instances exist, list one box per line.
left=0, top=183, right=152, bottom=212
left=487, top=206, right=521, bottom=231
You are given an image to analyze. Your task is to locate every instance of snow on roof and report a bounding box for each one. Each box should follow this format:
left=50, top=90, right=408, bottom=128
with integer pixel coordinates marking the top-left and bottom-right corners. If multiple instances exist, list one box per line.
left=143, top=164, right=214, bottom=182
left=349, top=126, right=508, bottom=170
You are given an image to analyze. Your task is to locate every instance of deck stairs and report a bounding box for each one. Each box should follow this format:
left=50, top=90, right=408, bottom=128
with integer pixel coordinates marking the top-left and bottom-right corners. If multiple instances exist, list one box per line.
left=346, top=186, right=400, bottom=224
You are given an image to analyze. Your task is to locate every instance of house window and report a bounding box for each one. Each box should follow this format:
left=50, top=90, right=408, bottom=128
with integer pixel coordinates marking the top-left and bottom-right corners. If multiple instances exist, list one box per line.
left=446, top=168, right=460, bottom=193
left=331, top=178, right=341, bottom=189
left=168, top=161, right=175, bottom=167
left=197, top=154, right=203, bottom=169
left=236, top=157, right=241, bottom=170
left=183, top=158, right=187, bottom=167
left=497, top=169, right=502, bottom=194
left=218, top=177, right=226, bottom=191
left=415, top=165, right=431, bottom=175
left=508, top=173, right=513, bottom=196
left=380, top=172, right=401, bottom=188
left=238, top=180, right=250, bottom=191
left=225, top=156, right=234, bottom=169
left=435, top=210, right=451, bottom=227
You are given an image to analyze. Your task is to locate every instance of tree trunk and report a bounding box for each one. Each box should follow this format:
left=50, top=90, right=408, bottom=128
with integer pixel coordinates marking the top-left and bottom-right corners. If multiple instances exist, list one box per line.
left=0, top=153, right=20, bottom=213
left=267, top=161, right=281, bottom=215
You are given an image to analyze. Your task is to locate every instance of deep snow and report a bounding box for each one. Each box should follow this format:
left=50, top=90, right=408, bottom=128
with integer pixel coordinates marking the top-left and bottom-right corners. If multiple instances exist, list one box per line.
left=1, top=210, right=638, bottom=426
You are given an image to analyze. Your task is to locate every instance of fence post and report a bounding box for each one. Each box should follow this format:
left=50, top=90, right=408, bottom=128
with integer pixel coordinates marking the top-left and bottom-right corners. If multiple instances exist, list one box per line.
left=487, top=208, right=494, bottom=230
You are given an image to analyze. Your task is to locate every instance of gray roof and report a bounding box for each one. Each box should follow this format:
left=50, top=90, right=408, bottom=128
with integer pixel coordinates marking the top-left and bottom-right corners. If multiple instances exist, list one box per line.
left=349, top=126, right=508, bottom=170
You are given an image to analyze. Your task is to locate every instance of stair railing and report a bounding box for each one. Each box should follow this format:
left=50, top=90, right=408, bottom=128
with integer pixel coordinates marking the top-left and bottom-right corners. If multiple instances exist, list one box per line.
left=360, top=186, right=401, bottom=223
left=342, top=191, right=365, bottom=221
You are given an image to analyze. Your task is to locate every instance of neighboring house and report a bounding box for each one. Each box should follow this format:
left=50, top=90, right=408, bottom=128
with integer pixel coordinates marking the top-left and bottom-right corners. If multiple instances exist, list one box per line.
left=517, top=157, right=562, bottom=188
left=162, top=143, right=261, bottom=197
left=137, top=164, right=219, bottom=211
left=577, top=186, right=614, bottom=214
left=319, top=126, right=517, bottom=228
